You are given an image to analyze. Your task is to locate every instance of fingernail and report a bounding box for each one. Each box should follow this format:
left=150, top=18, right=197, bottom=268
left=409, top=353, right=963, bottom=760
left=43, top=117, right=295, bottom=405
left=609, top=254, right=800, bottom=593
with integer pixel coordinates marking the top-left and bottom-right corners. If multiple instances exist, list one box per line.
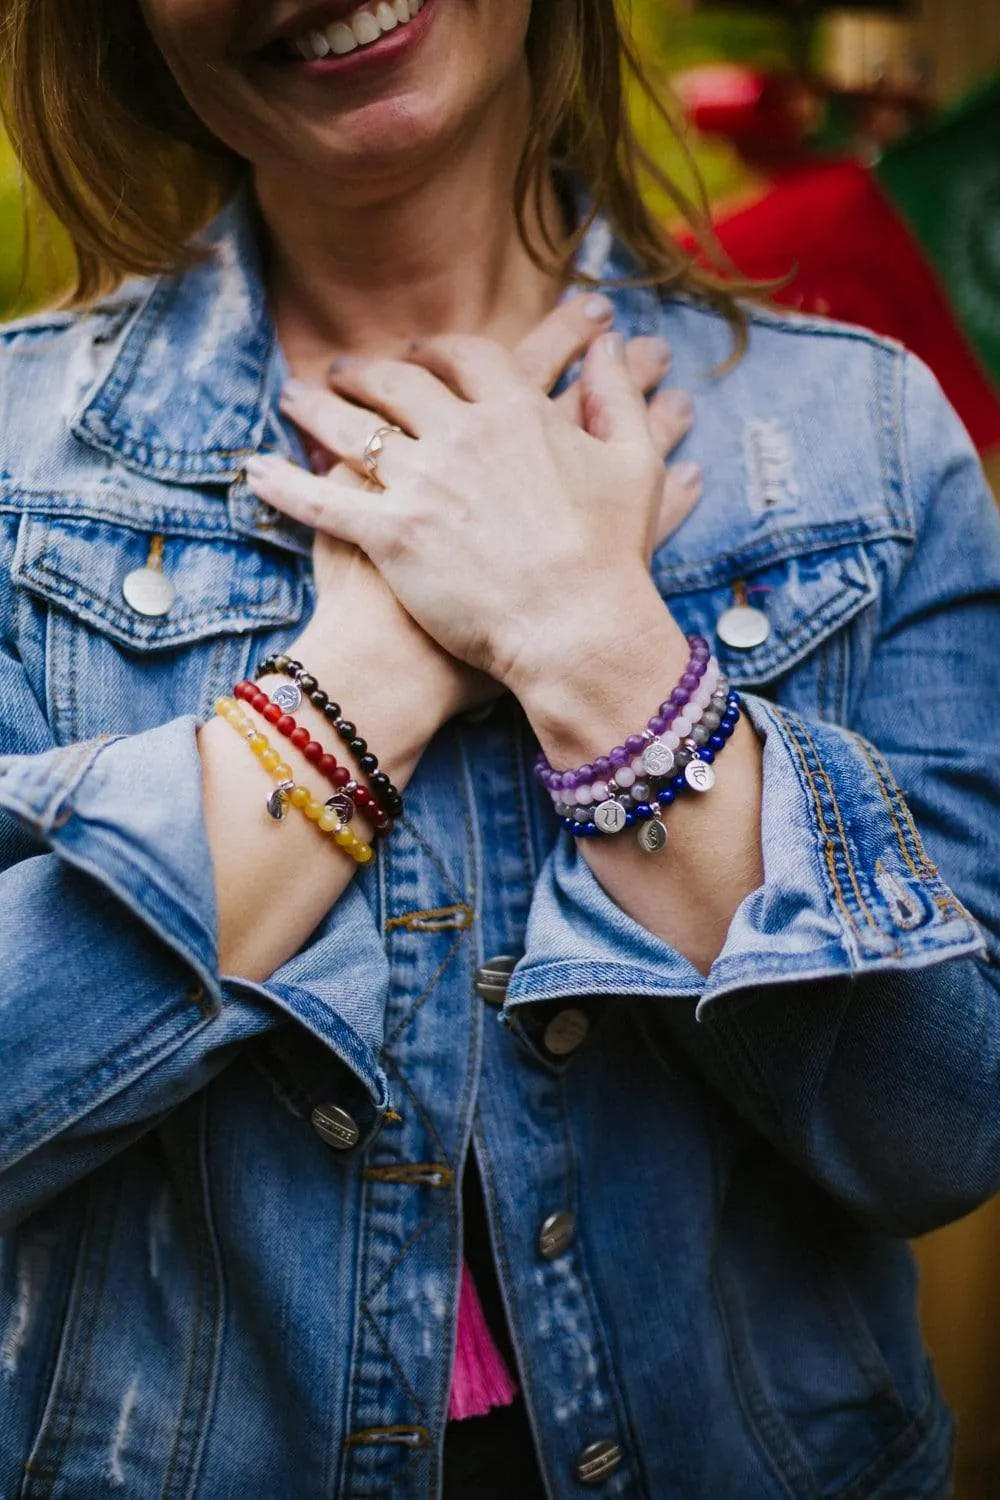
left=601, top=331, right=626, bottom=359
left=328, top=356, right=353, bottom=375
left=581, top=294, right=614, bottom=322
left=281, top=377, right=308, bottom=402
left=673, top=459, right=702, bottom=490
left=245, top=453, right=277, bottom=481
left=664, top=390, right=695, bottom=425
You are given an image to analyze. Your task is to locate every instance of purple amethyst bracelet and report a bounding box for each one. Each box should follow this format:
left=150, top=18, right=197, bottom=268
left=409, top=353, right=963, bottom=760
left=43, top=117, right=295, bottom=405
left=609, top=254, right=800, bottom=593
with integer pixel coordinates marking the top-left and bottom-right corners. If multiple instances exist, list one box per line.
left=533, top=636, right=741, bottom=854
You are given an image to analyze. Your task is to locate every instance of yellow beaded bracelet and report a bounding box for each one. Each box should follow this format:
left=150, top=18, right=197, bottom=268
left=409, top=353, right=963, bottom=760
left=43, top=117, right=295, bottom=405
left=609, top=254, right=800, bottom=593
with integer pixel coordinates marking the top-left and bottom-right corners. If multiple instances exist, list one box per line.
left=214, top=696, right=375, bottom=865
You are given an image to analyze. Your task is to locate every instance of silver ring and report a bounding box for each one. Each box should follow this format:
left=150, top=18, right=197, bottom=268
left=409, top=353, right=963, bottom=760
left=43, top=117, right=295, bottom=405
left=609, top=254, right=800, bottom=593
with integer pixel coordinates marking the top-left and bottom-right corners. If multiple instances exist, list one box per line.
left=361, top=424, right=403, bottom=487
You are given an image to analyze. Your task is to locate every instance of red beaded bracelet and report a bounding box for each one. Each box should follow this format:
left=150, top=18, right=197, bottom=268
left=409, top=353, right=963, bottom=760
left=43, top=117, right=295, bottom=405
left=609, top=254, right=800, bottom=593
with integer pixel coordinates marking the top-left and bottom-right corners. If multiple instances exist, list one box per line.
left=233, top=680, right=393, bottom=835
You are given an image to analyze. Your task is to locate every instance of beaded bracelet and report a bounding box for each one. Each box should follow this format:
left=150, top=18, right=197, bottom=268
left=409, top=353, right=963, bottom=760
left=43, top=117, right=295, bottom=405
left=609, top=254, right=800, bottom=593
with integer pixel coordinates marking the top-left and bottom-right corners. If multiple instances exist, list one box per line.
left=539, top=658, right=723, bottom=814
left=254, top=653, right=403, bottom=820
left=534, top=634, right=715, bottom=804
left=561, top=691, right=742, bottom=853
left=215, top=696, right=374, bottom=865
left=233, top=680, right=392, bottom=836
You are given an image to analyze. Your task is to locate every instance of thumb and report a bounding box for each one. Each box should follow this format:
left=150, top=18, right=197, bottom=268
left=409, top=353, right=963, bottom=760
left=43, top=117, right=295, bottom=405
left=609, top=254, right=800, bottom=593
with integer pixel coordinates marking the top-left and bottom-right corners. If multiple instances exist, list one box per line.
left=580, top=331, right=649, bottom=445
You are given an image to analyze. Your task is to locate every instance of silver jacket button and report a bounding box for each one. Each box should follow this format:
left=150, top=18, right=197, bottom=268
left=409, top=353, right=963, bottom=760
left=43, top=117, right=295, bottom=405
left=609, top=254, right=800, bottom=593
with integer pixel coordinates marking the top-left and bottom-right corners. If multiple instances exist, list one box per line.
left=538, top=1211, right=576, bottom=1261
left=573, top=1439, right=623, bottom=1485
left=310, top=1103, right=360, bottom=1150
left=543, top=1008, right=590, bottom=1057
left=474, top=954, right=519, bottom=1007
left=716, top=603, right=771, bottom=649
left=122, top=565, right=176, bottom=617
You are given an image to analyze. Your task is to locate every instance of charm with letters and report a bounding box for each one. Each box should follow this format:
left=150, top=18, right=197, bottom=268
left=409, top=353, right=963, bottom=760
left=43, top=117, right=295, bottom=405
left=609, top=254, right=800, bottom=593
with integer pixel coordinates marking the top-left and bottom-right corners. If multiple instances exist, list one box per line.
left=637, top=817, right=668, bottom=854
left=272, top=682, right=302, bottom=712
left=594, top=799, right=627, bottom=835
left=266, top=780, right=295, bottom=821
left=642, top=739, right=675, bottom=778
left=684, top=760, right=716, bottom=794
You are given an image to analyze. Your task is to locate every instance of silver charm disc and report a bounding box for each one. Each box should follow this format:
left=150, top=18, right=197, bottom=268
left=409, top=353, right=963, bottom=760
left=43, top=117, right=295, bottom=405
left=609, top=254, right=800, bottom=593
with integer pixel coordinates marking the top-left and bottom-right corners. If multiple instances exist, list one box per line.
left=684, top=759, right=716, bottom=793
left=324, top=792, right=355, bottom=825
left=122, top=566, right=176, bottom=617
left=272, top=682, right=302, bottom=712
left=637, top=817, right=668, bottom=854
left=266, top=780, right=295, bottom=821
left=716, top=604, right=770, bottom=650
left=642, top=739, right=675, bottom=778
left=594, top=799, right=627, bottom=835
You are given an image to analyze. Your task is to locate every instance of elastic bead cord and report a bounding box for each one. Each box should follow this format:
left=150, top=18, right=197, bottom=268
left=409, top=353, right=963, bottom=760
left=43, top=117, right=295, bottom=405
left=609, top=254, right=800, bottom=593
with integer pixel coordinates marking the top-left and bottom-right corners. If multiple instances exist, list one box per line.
left=254, top=654, right=403, bottom=818
left=215, top=697, right=375, bottom=865
left=234, top=681, right=393, bottom=836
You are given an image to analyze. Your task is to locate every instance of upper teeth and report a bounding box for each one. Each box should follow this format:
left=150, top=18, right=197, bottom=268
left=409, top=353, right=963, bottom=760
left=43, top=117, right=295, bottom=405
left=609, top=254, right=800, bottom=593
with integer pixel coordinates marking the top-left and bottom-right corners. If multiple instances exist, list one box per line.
left=293, top=0, right=423, bottom=58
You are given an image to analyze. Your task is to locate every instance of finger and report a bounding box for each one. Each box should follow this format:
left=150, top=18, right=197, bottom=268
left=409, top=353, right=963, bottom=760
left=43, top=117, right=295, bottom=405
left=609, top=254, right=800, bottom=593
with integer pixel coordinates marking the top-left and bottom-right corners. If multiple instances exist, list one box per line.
left=514, top=292, right=614, bottom=392
left=244, top=453, right=390, bottom=553
left=579, top=331, right=651, bottom=446
left=646, top=388, right=695, bottom=460
left=406, top=333, right=526, bottom=403
left=279, top=378, right=418, bottom=479
left=653, top=460, right=704, bottom=551
left=554, top=335, right=671, bottom=424
left=326, top=356, right=457, bottom=436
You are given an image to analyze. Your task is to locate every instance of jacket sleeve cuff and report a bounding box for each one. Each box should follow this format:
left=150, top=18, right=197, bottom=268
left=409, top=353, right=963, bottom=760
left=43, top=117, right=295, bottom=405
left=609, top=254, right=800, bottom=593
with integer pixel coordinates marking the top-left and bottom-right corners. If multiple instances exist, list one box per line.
left=507, top=694, right=984, bottom=1017
left=0, top=717, right=390, bottom=1114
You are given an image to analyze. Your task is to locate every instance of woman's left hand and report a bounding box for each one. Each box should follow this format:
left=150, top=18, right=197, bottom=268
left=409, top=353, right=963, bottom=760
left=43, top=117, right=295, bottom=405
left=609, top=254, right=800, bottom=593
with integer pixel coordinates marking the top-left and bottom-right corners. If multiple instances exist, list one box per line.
left=246, top=332, right=698, bottom=693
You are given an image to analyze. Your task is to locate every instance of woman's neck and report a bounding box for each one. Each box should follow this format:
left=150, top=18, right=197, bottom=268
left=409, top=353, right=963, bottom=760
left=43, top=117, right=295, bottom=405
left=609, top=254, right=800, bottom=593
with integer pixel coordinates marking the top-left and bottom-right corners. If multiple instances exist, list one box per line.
left=255, top=78, right=566, bottom=381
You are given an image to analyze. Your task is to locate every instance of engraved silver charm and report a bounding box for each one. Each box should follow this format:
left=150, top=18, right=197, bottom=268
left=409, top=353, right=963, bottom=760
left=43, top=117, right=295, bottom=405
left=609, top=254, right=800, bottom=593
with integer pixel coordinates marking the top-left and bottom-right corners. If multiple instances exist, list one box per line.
left=272, top=682, right=302, bottom=712
left=642, top=739, right=675, bottom=777
left=324, top=792, right=355, bottom=825
left=717, top=604, right=770, bottom=650
left=637, top=817, right=668, bottom=854
left=594, top=798, right=627, bottom=835
left=266, top=779, right=295, bottom=821
left=122, top=566, right=176, bottom=617
left=684, top=759, right=716, bottom=793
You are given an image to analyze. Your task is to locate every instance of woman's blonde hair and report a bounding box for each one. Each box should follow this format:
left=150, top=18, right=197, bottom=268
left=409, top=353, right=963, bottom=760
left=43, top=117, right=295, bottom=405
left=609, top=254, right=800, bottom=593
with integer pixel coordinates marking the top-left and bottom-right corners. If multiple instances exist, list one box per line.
left=0, top=0, right=748, bottom=332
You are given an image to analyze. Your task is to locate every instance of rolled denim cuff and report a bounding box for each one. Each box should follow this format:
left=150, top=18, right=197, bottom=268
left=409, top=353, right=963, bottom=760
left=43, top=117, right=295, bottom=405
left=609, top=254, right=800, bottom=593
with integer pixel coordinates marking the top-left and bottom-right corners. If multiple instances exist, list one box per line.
left=0, top=716, right=389, bottom=1107
left=508, top=694, right=984, bottom=1018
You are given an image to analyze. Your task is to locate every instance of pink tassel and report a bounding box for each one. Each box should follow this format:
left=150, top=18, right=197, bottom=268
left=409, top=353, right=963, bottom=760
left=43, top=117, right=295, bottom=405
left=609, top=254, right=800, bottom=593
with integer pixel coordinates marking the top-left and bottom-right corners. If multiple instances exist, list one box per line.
left=447, top=1260, right=519, bottom=1421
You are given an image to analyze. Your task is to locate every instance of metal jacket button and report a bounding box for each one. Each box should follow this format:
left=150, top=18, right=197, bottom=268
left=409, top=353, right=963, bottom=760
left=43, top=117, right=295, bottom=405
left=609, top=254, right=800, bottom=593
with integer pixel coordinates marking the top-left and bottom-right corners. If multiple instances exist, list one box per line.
left=543, top=1008, right=590, bottom=1057
left=716, top=603, right=770, bottom=649
left=310, top=1103, right=360, bottom=1150
left=573, top=1439, right=623, bottom=1485
left=538, top=1211, right=576, bottom=1261
left=474, top=954, right=519, bottom=1007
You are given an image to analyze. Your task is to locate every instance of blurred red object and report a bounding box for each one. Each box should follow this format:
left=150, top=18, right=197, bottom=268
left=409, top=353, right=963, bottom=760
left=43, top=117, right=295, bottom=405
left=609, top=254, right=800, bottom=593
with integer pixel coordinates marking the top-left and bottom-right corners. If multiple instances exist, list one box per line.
left=674, top=64, right=825, bottom=153
left=680, top=159, right=1000, bottom=454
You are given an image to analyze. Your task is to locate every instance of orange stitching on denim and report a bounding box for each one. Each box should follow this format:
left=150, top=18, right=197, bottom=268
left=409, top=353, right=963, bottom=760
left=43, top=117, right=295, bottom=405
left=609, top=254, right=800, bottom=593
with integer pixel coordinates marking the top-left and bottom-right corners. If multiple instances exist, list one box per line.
left=344, top=1426, right=430, bottom=1449
left=364, top=1163, right=454, bottom=1189
left=385, top=903, right=474, bottom=934
left=772, top=705, right=882, bottom=943
left=786, top=708, right=886, bottom=939
left=384, top=926, right=471, bottom=1049
left=856, top=738, right=969, bottom=924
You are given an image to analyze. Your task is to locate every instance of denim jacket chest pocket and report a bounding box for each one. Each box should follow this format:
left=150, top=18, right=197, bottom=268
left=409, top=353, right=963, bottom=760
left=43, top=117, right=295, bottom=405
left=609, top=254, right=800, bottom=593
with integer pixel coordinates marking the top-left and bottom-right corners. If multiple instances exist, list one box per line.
left=654, top=530, right=896, bottom=723
left=9, top=493, right=307, bottom=744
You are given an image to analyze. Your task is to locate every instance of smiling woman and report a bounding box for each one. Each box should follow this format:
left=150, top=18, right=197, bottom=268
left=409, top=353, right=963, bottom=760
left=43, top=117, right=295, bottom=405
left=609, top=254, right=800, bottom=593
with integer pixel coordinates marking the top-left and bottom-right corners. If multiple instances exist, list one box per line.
left=0, top=3, right=998, bottom=1499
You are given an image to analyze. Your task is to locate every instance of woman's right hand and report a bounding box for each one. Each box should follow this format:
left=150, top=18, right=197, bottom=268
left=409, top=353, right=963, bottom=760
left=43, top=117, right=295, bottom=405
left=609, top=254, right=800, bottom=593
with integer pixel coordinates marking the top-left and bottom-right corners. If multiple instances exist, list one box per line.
left=294, top=294, right=697, bottom=723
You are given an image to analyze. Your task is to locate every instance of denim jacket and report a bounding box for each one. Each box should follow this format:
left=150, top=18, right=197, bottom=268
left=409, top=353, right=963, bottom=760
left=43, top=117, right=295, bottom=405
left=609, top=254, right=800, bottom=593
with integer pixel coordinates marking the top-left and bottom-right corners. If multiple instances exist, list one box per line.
left=1, top=197, right=998, bottom=1500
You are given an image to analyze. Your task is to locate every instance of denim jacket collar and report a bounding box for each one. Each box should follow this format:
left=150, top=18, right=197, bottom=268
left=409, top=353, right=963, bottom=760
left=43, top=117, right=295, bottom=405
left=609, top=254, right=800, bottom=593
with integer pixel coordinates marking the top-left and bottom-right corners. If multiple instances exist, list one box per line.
left=71, top=190, right=284, bottom=485
left=69, top=188, right=643, bottom=487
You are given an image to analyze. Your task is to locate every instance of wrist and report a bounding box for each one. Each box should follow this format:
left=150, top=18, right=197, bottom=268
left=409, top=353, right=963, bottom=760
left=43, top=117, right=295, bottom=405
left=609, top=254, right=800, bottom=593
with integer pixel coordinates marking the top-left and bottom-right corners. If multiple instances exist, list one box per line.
left=282, top=623, right=447, bottom=782
left=512, top=578, right=691, bottom=768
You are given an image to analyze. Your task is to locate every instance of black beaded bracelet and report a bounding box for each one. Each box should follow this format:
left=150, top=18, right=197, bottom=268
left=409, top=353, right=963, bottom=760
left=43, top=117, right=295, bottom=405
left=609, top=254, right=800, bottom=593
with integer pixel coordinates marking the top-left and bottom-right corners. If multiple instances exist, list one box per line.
left=254, top=653, right=404, bottom=819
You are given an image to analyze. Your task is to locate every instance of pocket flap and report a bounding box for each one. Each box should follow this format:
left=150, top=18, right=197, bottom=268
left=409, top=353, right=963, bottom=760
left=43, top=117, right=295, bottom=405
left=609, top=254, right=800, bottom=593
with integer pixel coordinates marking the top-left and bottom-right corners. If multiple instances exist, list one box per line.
left=659, top=542, right=878, bottom=687
left=11, top=512, right=304, bottom=651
